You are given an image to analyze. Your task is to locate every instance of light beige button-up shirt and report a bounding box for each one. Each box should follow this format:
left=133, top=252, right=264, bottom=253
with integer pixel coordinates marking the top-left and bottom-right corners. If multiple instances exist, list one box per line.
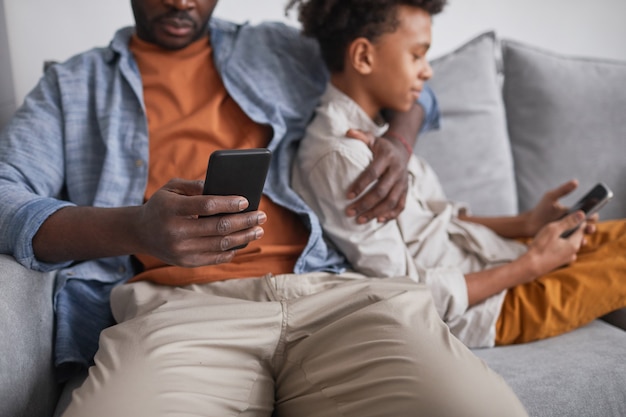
left=292, top=85, right=528, bottom=347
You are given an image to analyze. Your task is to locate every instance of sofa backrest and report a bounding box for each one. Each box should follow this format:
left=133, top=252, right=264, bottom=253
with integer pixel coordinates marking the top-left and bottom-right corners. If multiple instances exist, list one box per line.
left=0, top=0, right=15, bottom=130
left=417, top=32, right=518, bottom=217
left=502, top=39, right=626, bottom=220
left=417, top=31, right=626, bottom=220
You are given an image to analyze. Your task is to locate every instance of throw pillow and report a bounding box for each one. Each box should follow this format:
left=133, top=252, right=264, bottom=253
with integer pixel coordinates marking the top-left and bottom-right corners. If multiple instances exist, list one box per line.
left=417, top=31, right=518, bottom=216
left=503, top=39, right=626, bottom=220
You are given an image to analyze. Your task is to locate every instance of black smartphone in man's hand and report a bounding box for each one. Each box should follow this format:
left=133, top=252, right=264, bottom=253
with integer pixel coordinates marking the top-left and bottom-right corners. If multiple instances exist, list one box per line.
left=202, top=148, right=272, bottom=248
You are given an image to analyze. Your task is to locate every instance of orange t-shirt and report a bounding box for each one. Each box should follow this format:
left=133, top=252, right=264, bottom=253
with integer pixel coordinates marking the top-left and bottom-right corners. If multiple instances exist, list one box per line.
left=129, top=35, right=308, bottom=285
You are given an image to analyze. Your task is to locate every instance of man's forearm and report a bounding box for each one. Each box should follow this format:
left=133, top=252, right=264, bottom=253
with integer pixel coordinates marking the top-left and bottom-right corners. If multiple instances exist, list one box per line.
left=32, top=205, right=142, bottom=263
left=383, top=102, right=425, bottom=148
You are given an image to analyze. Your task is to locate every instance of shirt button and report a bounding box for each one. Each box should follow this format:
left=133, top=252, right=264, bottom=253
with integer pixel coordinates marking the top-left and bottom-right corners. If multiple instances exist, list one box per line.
left=118, top=266, right=126, bottom=274
left=135, top=159, right=145, bottom=167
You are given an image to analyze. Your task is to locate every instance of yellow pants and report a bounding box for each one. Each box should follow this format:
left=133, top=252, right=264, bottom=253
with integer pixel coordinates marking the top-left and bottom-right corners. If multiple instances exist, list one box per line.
left=496, top=220, right=626, bottom=345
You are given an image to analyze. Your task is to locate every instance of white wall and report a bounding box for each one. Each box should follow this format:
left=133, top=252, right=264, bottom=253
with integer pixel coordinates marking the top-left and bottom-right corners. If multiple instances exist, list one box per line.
left=5, top=0, right=626, bottom=106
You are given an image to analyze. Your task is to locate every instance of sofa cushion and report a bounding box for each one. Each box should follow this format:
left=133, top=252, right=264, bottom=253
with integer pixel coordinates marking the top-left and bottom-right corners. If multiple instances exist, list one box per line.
left=0, top=255, right=60, bottom=417
left=417, top=31, right=518, bottom=216
left=473, top=320, right=626, bottom=417
left=502, top=39, right=626, bottom=219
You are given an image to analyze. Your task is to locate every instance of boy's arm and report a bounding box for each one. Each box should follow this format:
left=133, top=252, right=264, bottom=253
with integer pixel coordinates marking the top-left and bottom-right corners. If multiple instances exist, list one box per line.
left=345, top=86, right=438, bottom=224
left=465, top=212, right=585, bottom=306
left=457, top=212, right=532, bottom=239
left=459, top=180, right=581, bottom=238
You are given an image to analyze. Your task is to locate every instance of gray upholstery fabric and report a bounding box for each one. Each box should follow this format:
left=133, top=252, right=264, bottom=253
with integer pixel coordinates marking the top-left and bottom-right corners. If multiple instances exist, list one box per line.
left=0, top=0, right=16, bottom=129
left=502, top=40, right=626, bottom=219
left=473, top=320, right=626, bottom=417
left=417, top=31, right=518, bottom=216
left=0, top=255, right=60, bottom=417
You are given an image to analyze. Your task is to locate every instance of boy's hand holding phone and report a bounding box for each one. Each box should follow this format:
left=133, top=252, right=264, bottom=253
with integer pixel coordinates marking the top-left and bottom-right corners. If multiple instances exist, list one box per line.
left=560, top=182, right=613, bottom=238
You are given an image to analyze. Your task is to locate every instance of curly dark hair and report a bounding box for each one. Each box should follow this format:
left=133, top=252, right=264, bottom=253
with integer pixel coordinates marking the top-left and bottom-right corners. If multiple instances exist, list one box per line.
left=286, top=0, right=446, bottom=72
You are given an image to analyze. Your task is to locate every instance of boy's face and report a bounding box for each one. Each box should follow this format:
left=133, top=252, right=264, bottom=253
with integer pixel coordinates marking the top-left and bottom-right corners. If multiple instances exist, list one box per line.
left=366, top=5, right=434, bottom=113
left=131, top=0, right=218, bottom=50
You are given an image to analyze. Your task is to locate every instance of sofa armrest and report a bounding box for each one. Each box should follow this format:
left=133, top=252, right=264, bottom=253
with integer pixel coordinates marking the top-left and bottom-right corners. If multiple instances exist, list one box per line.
left=0, top=254, right=60, bottom=417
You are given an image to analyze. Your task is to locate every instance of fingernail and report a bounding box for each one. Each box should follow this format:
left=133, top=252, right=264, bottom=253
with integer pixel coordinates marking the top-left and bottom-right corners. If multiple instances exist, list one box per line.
left=255, top=227, right=265, bottom=239
left=347, top=193, right=356, bottom=200
left=239, top=199, right=248, bottom=211
left=346, top=208, right=356, bottom=216
left=357, top=216, right=368, bottom=224
left=258, top=212, right=267, bottom=224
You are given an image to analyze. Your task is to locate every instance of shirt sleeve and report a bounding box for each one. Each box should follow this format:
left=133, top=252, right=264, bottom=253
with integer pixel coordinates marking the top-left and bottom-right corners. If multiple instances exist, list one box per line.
left=416, top=265, right=469, bottom=323
left=417, top=83, right=440, bottom=133
left=0, top=69, right=75, bottom=271
left=293, top=142, right=413, bottom=279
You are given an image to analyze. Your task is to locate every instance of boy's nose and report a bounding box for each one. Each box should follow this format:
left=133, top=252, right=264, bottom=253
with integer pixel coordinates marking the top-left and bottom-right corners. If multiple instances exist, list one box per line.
left=421, top=61, right=434, bottom=81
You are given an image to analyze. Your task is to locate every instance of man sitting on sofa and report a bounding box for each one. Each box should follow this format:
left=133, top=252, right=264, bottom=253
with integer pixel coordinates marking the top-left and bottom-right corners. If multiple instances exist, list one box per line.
left=0, top=0, right=529, bottom=416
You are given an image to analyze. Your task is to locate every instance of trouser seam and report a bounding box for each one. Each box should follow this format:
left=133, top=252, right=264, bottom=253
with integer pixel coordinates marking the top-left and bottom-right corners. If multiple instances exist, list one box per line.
left=271, top=299, right=289, bottom=372
left=282, top=358, right=348, bottom=417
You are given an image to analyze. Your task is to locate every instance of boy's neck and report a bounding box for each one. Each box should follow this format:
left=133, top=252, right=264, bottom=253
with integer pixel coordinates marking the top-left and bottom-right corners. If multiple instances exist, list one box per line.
left=330, top=72, right=381, bottom=120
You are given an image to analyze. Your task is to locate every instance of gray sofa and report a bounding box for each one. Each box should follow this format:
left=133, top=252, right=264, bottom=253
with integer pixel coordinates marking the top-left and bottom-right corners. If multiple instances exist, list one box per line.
left=1, top=31, right=625, bottom=417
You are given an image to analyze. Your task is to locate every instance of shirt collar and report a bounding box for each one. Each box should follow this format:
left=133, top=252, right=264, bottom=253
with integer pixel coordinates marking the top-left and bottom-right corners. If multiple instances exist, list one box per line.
left=320, top=83, right=389, bottom=138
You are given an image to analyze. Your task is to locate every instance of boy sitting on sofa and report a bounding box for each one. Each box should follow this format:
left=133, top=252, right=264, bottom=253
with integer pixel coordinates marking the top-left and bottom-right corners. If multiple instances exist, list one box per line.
left=289, top=0, right=626, bottom=348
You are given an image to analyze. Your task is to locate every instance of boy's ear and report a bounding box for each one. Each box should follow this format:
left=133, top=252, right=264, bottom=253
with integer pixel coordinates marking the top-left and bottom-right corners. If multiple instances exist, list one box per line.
left=347, top=38, right=375, bottom=75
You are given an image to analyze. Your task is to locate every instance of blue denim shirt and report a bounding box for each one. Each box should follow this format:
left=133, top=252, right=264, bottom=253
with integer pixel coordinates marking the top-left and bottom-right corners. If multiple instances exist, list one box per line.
left=0, top=18, right=439, bottom=378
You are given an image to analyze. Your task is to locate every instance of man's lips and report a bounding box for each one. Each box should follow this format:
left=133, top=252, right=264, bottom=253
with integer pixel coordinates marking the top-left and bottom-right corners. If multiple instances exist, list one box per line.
left=158, top=17, right=194, bottom=37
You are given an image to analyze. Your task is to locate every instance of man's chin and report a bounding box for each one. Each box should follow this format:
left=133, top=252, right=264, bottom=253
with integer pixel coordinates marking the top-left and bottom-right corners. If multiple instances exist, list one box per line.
left=153, top=31, right=205, bottom=50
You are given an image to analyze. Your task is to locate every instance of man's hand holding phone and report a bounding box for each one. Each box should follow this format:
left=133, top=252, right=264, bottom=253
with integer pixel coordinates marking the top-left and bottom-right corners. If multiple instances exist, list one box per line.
left=137, top=177, right=267, bottom=268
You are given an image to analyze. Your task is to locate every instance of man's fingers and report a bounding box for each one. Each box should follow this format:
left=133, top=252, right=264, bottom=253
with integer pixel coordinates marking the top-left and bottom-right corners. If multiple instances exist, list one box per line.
left=170, top=216, right=266, bottom=268
left=163, top=178, right=205, bottom=196
left=374, top=187, right=407, bottom=223
left=197, top=225, right=265, bottom=252
left=177, top=194, right=249, bottom=217
left=347, top=173, right=407, bottom=223
left=346, top=164, right=384, bottom=201
left=204, top=211, right=267, bottom=234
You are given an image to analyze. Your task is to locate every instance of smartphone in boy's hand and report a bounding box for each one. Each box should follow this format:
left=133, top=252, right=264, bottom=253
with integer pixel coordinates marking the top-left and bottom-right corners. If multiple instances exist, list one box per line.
left=560, top=182, right=613, bottom=238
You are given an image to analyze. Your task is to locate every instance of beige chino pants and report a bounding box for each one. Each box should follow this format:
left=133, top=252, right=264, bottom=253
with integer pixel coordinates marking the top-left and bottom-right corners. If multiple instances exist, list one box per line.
left=63, top=272, right=528, bottom=417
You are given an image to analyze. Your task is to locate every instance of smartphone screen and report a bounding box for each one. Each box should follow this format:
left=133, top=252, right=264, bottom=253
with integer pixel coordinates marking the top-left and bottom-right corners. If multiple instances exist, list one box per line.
left=560, top=182, right=613, bottom=238
left=566, top=183, right=613, bottom=218
left=202, top=148, right=272, bottom=213
left=202, top=148, right=272, bottom=249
